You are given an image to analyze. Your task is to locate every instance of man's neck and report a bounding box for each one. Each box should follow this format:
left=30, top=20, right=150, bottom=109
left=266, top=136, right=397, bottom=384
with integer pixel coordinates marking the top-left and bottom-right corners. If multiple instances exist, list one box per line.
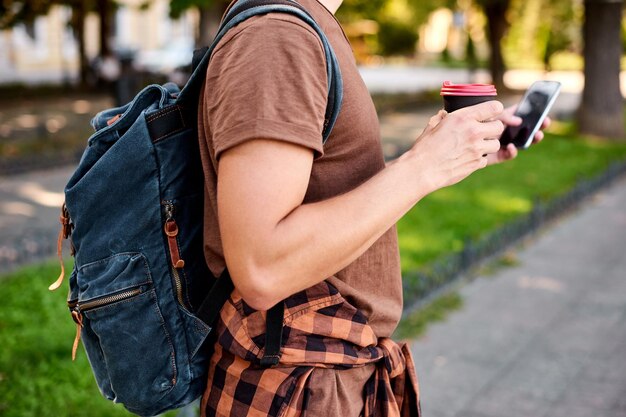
left=317, top=0, right=342, bottom=14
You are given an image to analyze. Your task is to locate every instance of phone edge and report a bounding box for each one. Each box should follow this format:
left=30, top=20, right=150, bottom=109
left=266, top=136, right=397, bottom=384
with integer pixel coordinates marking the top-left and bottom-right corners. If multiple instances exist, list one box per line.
left=519, top=82, right=562, bottom=149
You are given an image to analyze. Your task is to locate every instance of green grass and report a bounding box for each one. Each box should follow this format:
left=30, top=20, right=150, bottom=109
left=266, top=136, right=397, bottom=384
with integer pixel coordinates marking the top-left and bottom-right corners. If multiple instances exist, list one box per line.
left=396, top=132, right=626, bottom=275
left=0, top=262, right=139, bottom=417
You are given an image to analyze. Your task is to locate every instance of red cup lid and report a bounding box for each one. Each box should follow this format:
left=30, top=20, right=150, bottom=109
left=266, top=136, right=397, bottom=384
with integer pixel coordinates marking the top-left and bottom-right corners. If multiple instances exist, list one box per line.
left=440, top=81, right=497, bottom=96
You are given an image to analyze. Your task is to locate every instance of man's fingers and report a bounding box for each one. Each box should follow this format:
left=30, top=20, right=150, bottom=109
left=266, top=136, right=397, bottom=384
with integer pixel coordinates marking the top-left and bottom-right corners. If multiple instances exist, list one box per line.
left=480, top=119, right=506, bottom=139
left=505, top=143, right=518, bottom=159
left=456, top=100, right=504, bottom=122
left=483, top=138, right=501, bottom=155
left=504, top=104, right=518, bottom=116
left=502, top=114, right=523, bottom=126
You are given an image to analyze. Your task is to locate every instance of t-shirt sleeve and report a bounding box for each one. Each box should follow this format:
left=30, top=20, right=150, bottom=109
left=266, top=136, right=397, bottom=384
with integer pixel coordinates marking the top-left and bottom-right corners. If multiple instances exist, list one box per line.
left=203, top=14, right=329, bottom=160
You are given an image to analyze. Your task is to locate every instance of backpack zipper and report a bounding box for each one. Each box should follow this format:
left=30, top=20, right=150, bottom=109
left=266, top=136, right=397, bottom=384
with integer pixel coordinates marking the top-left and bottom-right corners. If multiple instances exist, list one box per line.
left=74, top=288, right=142, bottom=312
left=67, top=287, right=142, bottom=360
left=163, top=202, right=186, bottom=308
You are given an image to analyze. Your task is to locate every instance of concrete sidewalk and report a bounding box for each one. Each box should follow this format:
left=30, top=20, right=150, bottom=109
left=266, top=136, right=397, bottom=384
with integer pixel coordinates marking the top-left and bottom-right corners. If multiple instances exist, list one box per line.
left=411, top=177, right=626, bottom=417
left=0, top=166, right=72, bottom=270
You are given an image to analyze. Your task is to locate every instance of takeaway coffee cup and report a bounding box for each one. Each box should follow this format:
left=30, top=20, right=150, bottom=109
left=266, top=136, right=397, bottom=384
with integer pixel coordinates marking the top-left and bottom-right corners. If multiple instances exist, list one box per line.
left=440, top=81, right=497, bottom=112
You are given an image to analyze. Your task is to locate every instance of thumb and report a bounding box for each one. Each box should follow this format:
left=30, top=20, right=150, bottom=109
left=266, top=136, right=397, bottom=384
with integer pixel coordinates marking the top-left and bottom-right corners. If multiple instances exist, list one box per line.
left=423, top=110, right=447, bottom=134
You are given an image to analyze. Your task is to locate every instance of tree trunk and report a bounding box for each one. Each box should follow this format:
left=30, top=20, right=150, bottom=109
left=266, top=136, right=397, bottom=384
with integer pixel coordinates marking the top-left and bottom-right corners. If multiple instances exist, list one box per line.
left=197, top=1, right=229, bottom=48
left=71, top=0, right=88, bottom=86
left=97, top=0, right=113, bottom=57
left=483, top=0, right=510, bottom=92
left=578, top=0, right=624, bottom=139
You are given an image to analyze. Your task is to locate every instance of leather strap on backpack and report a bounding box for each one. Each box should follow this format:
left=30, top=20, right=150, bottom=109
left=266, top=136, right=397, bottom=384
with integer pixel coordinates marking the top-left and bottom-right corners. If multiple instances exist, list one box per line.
left=188, top=0, right=339, bottom=369
left=196, top=269, right=235, bottom=327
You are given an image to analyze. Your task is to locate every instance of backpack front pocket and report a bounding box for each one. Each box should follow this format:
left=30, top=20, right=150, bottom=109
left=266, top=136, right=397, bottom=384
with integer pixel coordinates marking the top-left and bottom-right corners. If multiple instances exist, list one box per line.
left=70, top=252, right=177, bottom=412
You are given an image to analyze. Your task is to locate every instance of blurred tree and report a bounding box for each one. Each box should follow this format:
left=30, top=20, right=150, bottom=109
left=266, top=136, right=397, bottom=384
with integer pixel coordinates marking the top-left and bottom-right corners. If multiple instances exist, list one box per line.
left=68, top=0, right=89, bottom=86
left=503, top=0, right=579, bottom=71
left=60, top=0, right=116, bottom=87
left=337, top=0, right=449, bottom=59
left=403, top=0, right=454, bottom=25
left=96, top=0, right=114, bottom=57
left=465, top=34, right=477, bottom=72
left=335, top=0, right=389, bottom=23
left=578, top=0, right=624, bottom=139
left=0, top=0, right=53, bottom=28
left=0, top=0, right=115, bottom=86
left=474, top=0, right=510, bottom=91
left=540, top=0, right=578, bottom=71
left=377, top=18, right=419, bottom=55
left=170, top=0, right=229, bottom=47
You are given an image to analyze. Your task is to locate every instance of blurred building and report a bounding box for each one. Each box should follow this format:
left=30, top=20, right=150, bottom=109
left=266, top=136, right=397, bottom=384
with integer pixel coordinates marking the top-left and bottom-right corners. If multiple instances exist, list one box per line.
left=0, top=0, right=197, bottom=85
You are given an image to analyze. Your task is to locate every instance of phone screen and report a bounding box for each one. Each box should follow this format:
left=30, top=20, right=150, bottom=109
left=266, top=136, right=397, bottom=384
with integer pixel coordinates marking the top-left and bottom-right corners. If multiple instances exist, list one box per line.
left=500, top=81, right=561, bottom=149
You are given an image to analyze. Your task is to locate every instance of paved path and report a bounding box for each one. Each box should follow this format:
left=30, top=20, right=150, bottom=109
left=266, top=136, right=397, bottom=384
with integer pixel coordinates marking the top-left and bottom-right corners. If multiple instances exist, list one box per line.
left=411, top=177, right=626, bottom=417
left=0, top=166, right=73, bottom=270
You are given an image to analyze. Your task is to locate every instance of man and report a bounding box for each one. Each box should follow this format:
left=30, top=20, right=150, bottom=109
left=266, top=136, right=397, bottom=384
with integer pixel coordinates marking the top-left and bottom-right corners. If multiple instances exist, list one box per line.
left=197, top=0, right=547, bottom=415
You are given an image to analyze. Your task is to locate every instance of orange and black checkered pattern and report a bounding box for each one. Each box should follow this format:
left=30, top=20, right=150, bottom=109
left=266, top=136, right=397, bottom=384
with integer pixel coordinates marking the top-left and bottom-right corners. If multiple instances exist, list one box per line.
left=200, top=281, right=421, bottom=416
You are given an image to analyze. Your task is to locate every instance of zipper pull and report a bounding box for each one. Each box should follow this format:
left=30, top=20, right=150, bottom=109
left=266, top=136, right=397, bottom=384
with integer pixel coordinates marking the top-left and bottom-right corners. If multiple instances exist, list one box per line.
left=164, top=203, right=185, bottom=269
left=70, top=306, right=83, bottom=361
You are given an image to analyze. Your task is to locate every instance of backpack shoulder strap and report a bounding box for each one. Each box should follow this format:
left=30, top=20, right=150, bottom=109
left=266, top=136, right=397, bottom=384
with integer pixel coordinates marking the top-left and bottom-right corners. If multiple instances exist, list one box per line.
left=190, top=0, right=341, bottom=368
left=177, top=0, right=342, bottom=143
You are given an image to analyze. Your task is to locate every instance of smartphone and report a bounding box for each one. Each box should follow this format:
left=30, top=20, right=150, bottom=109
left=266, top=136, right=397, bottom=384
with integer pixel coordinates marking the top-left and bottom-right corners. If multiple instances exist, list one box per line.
left=500, top=80, right=561, bottom=149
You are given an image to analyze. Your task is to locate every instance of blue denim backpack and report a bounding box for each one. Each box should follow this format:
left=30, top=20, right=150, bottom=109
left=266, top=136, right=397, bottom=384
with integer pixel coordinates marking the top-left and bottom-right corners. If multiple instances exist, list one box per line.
left=51, top=0, right=342, bottom=415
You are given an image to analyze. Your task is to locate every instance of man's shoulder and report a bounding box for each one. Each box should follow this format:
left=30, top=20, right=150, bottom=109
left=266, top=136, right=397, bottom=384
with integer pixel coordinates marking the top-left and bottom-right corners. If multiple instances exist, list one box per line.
left=213, top=11, right=324, bottom=56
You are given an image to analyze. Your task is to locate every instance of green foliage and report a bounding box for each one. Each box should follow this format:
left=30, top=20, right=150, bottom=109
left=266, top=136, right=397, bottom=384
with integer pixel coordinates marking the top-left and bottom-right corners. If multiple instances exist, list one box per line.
left=621, top=15, right=626, bottom=52
left=404, top=0, right=455, bottom=26
left=336, top=0, right=389, bottom=23
left=503, top=0, right=581, bottom=70
left=337, top=0, right=453, bottom=29
left=465, top=35, right=477, bottom=67
left=542, top=0, right=579, bottom=69
left=377, top=18, right=418, bottom=56
left=169, top=0, right=219, bottom=19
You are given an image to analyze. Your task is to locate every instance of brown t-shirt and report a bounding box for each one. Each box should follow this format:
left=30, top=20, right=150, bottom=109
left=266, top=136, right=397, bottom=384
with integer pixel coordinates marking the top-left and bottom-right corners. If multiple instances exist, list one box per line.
left=198, top=0, right=403, bottom=413
left=198, top=0, right=403, bottom=338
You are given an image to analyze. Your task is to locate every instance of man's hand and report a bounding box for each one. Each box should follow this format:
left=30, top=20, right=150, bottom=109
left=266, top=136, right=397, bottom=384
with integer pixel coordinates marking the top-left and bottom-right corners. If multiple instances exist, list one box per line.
left=486, top=104, right=552, bottom=165
left=410, top=100, right=505, bottom=191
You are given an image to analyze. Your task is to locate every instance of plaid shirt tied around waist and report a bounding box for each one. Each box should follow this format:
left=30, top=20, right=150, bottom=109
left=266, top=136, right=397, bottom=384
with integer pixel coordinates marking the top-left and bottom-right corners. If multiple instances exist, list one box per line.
left=201, top=281, right=421, bottom=417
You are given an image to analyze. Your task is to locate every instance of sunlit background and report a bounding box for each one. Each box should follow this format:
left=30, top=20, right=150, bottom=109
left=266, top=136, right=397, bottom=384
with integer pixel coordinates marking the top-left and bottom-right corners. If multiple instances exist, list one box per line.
left=1, top=0, right=626, bottom=416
